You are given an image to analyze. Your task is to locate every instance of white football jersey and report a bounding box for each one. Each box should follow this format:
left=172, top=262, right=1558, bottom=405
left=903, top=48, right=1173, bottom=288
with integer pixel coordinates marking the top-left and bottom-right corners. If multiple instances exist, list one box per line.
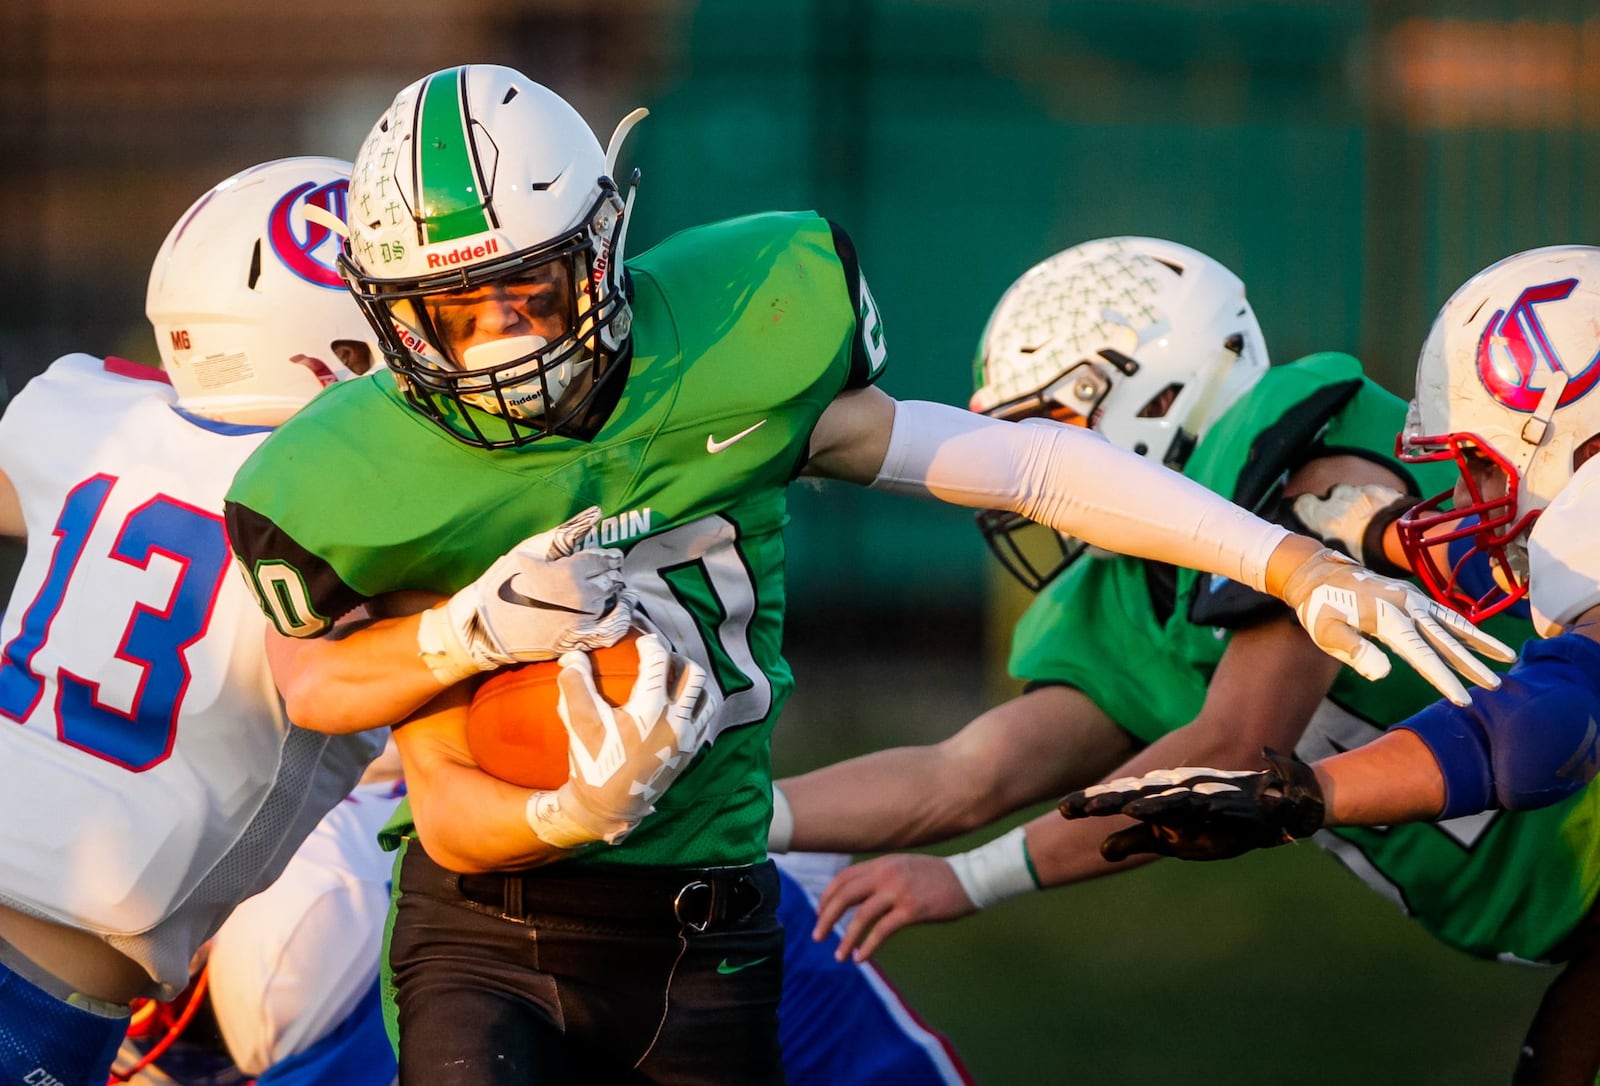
left=1528, top=452, right=1600, bottom=637
left=207, top=772, right=403, bottom=1075
left=0, top=354, right=379, bottom=995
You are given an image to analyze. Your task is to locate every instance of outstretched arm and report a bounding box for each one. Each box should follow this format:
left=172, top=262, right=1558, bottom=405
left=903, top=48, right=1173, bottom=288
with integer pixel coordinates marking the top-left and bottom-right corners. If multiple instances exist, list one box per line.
left=806, top=388, right=1513, bottom=705
left=814, top=617, right=1340, bottom=960
left=778, top=685, right=1135, bottom=854
left=1063, top=607, right=1600, bottom=856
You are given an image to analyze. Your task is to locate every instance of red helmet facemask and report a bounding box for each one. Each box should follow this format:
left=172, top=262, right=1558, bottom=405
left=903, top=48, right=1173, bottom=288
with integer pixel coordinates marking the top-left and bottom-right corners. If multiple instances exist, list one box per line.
left=1394, top=429, right=1539, bottom=623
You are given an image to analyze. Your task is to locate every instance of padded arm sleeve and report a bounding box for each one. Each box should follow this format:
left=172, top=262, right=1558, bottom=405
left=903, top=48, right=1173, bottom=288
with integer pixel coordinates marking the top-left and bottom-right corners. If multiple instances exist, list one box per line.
left=870, top=400, right=1290, bottom=592
left=1394, top=633, right=1600, bottom=819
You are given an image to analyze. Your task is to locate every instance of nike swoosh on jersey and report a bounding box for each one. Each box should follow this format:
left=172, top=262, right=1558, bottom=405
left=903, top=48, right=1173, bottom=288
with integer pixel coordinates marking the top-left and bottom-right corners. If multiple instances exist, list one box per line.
left=706, top=419, right=768, bottom=454
left=496, top=578, right=600, bottom=614
left=716, top=955, right=771, bottom=975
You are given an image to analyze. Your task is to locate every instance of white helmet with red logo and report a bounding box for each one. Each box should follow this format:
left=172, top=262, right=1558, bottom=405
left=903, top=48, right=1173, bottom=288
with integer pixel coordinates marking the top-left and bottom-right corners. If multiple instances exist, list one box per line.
left=146, top=157, right=378, bottom=426
left=1397, top=244, right=1600, bottom=620
left=341, top=64, right=646, bottom=447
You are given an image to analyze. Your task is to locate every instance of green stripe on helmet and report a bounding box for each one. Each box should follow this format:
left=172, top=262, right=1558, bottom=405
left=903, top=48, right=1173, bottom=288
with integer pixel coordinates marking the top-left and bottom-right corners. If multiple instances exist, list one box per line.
left=416, top=67, right=493, bottom=245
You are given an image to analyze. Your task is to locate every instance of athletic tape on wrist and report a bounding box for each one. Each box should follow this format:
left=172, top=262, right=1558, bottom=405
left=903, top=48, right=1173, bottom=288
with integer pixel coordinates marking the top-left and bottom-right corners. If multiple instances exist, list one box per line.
left=946, top=826, right=1042, bottom=910
left=768, top=784, right=794, bottom=854
left=415, top=605, right=482, bottom=686
left=524, top=790, right=598, bottom=850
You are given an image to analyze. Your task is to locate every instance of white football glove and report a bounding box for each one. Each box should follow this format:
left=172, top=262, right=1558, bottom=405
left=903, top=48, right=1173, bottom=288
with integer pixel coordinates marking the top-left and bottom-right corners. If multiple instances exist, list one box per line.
left=416, top=506, right=633, bottom=685
left=525, top=631, right=718, bottom=848
left=1279, top=548, right=1515, bottom=707
left=1291, top=483, right=1413, bottom=571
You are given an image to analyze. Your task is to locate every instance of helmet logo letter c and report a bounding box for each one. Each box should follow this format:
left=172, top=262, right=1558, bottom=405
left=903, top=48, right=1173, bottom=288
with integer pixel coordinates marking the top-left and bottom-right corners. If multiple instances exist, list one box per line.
left=1476, top=278, right=1600, bottom=413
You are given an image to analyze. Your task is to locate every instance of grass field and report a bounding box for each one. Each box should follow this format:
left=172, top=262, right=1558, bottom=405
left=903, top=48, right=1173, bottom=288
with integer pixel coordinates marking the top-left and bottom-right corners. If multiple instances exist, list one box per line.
left=872, top=842, right=1549, bottom=1084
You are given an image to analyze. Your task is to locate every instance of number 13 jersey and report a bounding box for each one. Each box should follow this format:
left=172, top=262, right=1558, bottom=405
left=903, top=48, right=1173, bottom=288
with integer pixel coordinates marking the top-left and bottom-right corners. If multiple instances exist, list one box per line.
left=0, top=355, right=378, bottom=996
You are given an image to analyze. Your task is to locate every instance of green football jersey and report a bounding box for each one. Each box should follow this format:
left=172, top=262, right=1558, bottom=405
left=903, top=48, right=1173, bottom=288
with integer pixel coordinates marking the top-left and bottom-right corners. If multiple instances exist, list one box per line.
left=1011, top=353, right=1600, bottom=962
left=226, top=211, right=887, bottom=869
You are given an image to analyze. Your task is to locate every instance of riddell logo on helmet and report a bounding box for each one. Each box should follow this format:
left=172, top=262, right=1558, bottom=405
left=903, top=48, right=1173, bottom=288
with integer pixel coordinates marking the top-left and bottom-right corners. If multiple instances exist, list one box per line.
left=424, top=238, right=501, bottom=270
left=392, top=323, right=433, bottom=357
left=592, top=237, right=614, bottom=284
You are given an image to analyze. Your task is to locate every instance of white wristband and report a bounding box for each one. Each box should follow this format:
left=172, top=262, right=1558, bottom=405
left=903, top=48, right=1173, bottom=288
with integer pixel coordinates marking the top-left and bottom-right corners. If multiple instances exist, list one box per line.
left=415, top=605, right=481, bottom=686
left=768, top=784, right=794, bottom=854
left=945, top=826, right=1042, bottom=910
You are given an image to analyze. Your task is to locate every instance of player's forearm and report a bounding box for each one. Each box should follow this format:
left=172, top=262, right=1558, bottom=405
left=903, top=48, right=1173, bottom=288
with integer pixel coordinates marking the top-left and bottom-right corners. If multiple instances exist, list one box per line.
left=868, top=399, right=1291, bottom=592
left=1020, top=806, right=1156, bottom=887
left=783, top=687, right=1132, bottom=852
left=781, top=747, right=991, bottom=853
left=267, top=614, right=450, bottom=734
left=1312, top=730, right=1445, bottom=827
left=1360, top=632, right=1600, bottom=821
left=407, top=760, right=571, bottom=874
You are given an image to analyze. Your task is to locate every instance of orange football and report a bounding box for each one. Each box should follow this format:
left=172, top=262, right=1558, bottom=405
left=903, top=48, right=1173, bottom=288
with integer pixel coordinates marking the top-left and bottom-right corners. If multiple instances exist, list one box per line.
left=464, top=629, right=643, bottom=789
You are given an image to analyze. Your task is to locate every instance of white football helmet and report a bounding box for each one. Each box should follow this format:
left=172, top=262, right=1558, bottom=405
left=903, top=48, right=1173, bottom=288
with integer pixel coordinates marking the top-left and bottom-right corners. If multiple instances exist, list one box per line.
left=146, top=157, right=379, bottom=426
left=1396, top=244, right=1600, bottom=621
left=342, top=64, right=646, bottom=447
left=970, top=237, right=1269, bottom=589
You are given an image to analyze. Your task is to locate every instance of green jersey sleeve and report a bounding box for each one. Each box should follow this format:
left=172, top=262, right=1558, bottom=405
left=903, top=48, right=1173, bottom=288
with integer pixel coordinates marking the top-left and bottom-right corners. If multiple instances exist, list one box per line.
left=1009, top=556, right=1210, bottom=745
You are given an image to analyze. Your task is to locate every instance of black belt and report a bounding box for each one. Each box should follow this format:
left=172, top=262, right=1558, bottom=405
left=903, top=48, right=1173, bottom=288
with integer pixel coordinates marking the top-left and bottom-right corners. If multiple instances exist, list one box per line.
left=413, top=847, right=774, bottom=933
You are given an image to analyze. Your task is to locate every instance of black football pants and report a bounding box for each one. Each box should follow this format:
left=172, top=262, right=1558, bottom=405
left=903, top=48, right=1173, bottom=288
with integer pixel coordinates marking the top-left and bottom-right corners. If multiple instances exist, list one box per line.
left=389, top=841, right=786, bottom=1086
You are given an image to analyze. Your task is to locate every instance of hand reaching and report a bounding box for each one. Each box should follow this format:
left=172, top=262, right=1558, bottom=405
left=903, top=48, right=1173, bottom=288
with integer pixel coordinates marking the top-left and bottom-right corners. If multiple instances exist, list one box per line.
left=1278, top=547, right=1513, bottom=706
left=1058, top=749, right=1326, bottom=862
left=811, top=853, right=978, bottom=962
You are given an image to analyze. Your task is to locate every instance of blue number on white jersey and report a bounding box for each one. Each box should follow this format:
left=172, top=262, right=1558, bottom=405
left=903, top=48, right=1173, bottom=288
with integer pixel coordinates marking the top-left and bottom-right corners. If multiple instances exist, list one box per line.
left=0, top=474, right=231, bottom=770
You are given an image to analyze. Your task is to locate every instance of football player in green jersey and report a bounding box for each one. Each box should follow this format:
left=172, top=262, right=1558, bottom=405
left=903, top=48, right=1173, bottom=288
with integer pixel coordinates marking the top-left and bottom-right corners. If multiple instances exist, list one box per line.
left=780, top=238, right=1600, bottom=1083
left=222, top=66, right=1513, bottom=1084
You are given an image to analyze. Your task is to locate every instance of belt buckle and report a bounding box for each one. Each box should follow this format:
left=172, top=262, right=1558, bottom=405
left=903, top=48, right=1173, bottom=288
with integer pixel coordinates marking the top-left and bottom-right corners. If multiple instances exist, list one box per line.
left=673, top=880, right=715, bottom=932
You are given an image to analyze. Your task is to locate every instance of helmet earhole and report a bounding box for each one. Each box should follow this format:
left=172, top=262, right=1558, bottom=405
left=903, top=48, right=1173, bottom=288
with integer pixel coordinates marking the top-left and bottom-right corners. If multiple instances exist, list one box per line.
left=247, top=241, right=262, bottom=291
left=1133, top=442, right=1149, bottom=456
left=1137, top=383, right=1184, bottom=419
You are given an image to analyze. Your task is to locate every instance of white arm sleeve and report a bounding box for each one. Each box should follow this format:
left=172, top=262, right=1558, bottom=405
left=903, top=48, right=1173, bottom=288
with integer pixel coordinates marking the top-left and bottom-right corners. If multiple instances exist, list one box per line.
left=869, top=400, right=1290, bottom=592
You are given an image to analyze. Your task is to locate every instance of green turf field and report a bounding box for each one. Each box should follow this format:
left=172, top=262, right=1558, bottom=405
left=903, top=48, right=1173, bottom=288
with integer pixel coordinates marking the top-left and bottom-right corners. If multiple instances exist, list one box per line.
left=874, top=835, right=1549, bottom=1085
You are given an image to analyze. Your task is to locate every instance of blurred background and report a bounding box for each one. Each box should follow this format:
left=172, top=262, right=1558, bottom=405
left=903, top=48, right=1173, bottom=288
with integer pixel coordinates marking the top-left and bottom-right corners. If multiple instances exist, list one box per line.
left=2, top=0, right=1594, bottom=1081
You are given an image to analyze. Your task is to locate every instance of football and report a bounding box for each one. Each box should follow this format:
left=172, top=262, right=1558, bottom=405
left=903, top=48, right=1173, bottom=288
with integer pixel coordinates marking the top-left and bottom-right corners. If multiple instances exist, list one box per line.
left=464, top=629, right=644, bottom=789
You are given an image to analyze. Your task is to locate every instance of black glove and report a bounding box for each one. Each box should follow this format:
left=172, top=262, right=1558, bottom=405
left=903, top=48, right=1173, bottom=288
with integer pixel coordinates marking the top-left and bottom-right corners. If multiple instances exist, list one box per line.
left=1058, top=749, right=1326, bottom=862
